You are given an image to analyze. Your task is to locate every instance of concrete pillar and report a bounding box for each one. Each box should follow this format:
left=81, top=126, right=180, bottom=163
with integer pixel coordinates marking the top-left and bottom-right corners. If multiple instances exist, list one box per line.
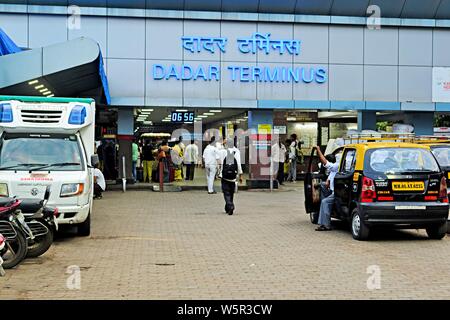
left=247, top=109, right=274, bottom=189
left=117, top=108, right=134, bottom=182
left=404, top=112, right=434, bottom=136
left=357, top=111, right=377, bottom=131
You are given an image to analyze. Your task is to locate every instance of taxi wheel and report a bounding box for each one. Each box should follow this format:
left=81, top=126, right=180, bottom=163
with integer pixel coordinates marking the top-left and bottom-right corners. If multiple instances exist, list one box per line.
left=310, top=212, right=319, bottom=224
left=426, top=222, right=447, bottom=240
left=351, top=208, right=370, bottom=241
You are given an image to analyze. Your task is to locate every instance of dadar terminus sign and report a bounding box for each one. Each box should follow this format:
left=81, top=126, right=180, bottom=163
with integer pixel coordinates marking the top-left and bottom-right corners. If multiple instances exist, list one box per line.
left=152, top=33, right=328, bottom=84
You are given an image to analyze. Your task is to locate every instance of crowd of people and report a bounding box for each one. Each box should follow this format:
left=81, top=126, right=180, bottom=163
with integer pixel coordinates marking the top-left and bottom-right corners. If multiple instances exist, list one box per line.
left=92, top=132, right=305, bottom=214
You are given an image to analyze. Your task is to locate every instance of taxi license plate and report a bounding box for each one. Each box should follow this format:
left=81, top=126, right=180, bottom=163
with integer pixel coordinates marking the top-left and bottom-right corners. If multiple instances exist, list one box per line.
left=392, top=181, right=424, bottom=191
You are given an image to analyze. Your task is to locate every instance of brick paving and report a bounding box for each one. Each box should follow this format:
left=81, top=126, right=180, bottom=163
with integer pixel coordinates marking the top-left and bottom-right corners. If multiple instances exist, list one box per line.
left=2, top=185, right=450, bottom=300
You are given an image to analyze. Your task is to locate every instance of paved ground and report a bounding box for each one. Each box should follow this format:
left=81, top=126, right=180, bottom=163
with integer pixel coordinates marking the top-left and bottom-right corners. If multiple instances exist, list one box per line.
left=2, top=184, right=450, bottom=300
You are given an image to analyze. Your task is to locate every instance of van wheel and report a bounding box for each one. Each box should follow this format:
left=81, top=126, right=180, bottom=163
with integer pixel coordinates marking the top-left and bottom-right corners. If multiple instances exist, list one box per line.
left=351, top=208, right=370, bottom=241
left=77, top=213, right=91, bottom=237
left=310, top=212, right=319, bottom=224
left=426, top=222, right=447, bottom=240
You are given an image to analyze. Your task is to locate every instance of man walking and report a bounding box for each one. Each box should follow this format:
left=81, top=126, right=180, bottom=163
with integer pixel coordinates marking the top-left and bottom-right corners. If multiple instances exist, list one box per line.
left=219, top=138, right=243, bottom=215
left=314, top=146, right=339, bottom=231
left=131, top=139, right=139, bottom=183
left=203, top=137, right=219, bottom=194
left=141, top=140, right=155, bottom=183
left=287, top=134, right=299, bottom=182
left=272, top=139, right=287, bottom=186
left=184, top=140, right=198, bottom=181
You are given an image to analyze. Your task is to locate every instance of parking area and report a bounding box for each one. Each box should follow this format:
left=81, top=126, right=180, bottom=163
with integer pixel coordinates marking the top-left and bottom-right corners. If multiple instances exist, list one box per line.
left=2, top=186, right=450, bottom=300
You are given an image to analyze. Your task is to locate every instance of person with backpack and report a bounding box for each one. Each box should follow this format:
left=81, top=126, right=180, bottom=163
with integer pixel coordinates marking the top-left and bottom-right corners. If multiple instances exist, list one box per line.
left=219, top=137, right=243, bottom=215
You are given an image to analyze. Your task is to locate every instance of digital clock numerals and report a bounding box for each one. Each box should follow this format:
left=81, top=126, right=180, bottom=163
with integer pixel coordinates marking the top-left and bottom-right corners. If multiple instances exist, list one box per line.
left=171, top=112, right=194, bottom=123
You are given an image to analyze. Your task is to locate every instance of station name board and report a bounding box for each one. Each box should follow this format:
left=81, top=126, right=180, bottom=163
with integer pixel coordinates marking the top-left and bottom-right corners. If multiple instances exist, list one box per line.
left=151, top=33, right=327, bottom=84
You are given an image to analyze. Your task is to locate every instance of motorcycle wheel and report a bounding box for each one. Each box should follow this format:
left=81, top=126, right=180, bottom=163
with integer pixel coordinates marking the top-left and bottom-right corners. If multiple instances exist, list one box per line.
left=26, top=228, right=54, bottom=258
left=1, top=230, right=28, bottom=269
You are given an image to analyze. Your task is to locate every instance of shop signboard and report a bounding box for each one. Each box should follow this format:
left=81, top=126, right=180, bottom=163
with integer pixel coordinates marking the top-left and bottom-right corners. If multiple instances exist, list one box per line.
left=152, top=33, right=328, bottom=85
left=273, top=126, right=286, bottom=134
left=433, top=67, right=450, bottom=102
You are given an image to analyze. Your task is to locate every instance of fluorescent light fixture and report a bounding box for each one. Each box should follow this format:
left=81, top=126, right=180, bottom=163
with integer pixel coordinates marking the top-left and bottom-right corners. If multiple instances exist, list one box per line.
left=28, top=80, right=39, bottom=85
left=210, top=110, right=222, bottom=113
left=43, top=91, right=52, bottom=95
left=137, top=119, right=144, bottom=122
left=244, top=116, right=248, bottom=119
left=141, top=109, right=153, bottom=113
left=176, top=109, right=188, bottom=112
left=162, top=119, right=170, bottom=122
left=198, top=115, right=208, bottom=118
left=287, top=117, right=297, bottom=121
left=39, top=88, right=48, bottom=93
left=35, top=85, right=44, bottom=89
left=204, top=113, right=214, bottom=116
left=143, top=121, right=152, bottom=125
left=47, top=94, right=55, bottom=97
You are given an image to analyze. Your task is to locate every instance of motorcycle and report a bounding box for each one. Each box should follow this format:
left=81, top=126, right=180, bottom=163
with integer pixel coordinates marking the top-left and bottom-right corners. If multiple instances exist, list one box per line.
left=0, top=233, right=6, bottom=276
left=0, top=198, right=29, bottom=269
left=21, top=186, right=58, bottom=258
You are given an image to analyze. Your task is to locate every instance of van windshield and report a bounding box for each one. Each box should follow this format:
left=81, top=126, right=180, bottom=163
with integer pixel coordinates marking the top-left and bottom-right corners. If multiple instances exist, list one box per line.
left=0, top=133, right=84, bottom=171
left=430, top=146, right=450, bottom=168
left=365, top=148, right=440, bottom=174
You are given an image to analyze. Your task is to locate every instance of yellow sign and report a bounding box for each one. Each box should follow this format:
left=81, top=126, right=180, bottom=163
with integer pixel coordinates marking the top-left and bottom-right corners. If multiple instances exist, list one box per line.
left=258, top=124, right=272, bottom=134
left=353, top=172, right=360, bottom=182
left=392, top=181, right=425, bottom=191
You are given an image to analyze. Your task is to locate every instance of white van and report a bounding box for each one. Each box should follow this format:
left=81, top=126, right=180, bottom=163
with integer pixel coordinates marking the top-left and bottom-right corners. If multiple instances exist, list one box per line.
left=0, top=96, right=97, bottom=236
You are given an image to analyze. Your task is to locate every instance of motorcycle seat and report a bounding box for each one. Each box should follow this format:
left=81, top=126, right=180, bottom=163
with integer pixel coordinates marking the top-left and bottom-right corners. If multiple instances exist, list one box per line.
left=0, top=197, right=16, bottom=207
left=19, top=199, right=44, bottom=213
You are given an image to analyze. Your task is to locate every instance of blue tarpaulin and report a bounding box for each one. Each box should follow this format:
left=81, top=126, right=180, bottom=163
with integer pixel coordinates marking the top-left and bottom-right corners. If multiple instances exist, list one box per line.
left=0, top=28, right=22, bottom=56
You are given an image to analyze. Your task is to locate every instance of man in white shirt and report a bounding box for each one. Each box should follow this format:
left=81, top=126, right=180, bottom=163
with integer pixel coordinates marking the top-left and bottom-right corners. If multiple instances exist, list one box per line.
left=272, top=140, right=287, bottom=186
left=203, top=137, right=220, bottom=194
left=93, top=163, right=106, bottom=199
left=314, top=146, right=339, bottom=231
left=219, top=138, right=243, bottom=215
left=184, top=140, right=199, bottom=181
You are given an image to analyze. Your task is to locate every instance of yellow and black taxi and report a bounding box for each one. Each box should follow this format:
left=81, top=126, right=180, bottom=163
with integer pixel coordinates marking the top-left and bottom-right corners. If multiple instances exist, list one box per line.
left=416, top=138, right=450, bottom=232
left=304, top=142, right=449, bottom=240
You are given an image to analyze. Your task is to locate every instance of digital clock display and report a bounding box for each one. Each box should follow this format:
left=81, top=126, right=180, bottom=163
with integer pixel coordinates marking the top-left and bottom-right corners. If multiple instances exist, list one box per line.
left=171, top=111, right=195, bottom=123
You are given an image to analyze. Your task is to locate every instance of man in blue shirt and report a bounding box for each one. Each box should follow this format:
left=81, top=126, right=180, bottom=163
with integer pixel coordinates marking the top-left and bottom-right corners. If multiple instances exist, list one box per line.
left=314, top=146, right=339, bottom=231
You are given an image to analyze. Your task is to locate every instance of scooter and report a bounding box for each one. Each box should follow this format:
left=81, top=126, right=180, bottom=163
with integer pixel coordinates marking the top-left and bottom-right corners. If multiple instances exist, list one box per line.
left=0, top=233, right=6, bottom=276
left=21, top=186, right=58, bottom=258
left=0, top=198, right=29, bottom=269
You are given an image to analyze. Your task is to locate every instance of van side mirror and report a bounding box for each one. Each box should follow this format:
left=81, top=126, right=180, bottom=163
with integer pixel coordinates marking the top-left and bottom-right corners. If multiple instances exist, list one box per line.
left=91, top=154, right=99, bottom=167
left=44, top=185, right=51, bottom=201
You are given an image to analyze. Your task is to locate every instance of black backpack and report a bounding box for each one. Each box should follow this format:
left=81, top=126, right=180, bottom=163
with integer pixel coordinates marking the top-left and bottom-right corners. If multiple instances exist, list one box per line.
left=222, top=150, right=238, bottom=180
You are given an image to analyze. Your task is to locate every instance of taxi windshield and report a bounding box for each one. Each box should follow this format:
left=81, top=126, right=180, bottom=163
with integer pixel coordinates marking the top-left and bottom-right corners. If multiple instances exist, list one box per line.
left=366, top=148, right=440, bottom=174
left=430, top=146, right=450, bottom=167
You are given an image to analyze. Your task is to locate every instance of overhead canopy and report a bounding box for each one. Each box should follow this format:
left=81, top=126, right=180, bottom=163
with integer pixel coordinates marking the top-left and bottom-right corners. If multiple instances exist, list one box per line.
left=3, top=0, right=450, bottom=19
left=0, top=36, right=110, bottom=105
left=0, top=28, right=22, bottom=56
